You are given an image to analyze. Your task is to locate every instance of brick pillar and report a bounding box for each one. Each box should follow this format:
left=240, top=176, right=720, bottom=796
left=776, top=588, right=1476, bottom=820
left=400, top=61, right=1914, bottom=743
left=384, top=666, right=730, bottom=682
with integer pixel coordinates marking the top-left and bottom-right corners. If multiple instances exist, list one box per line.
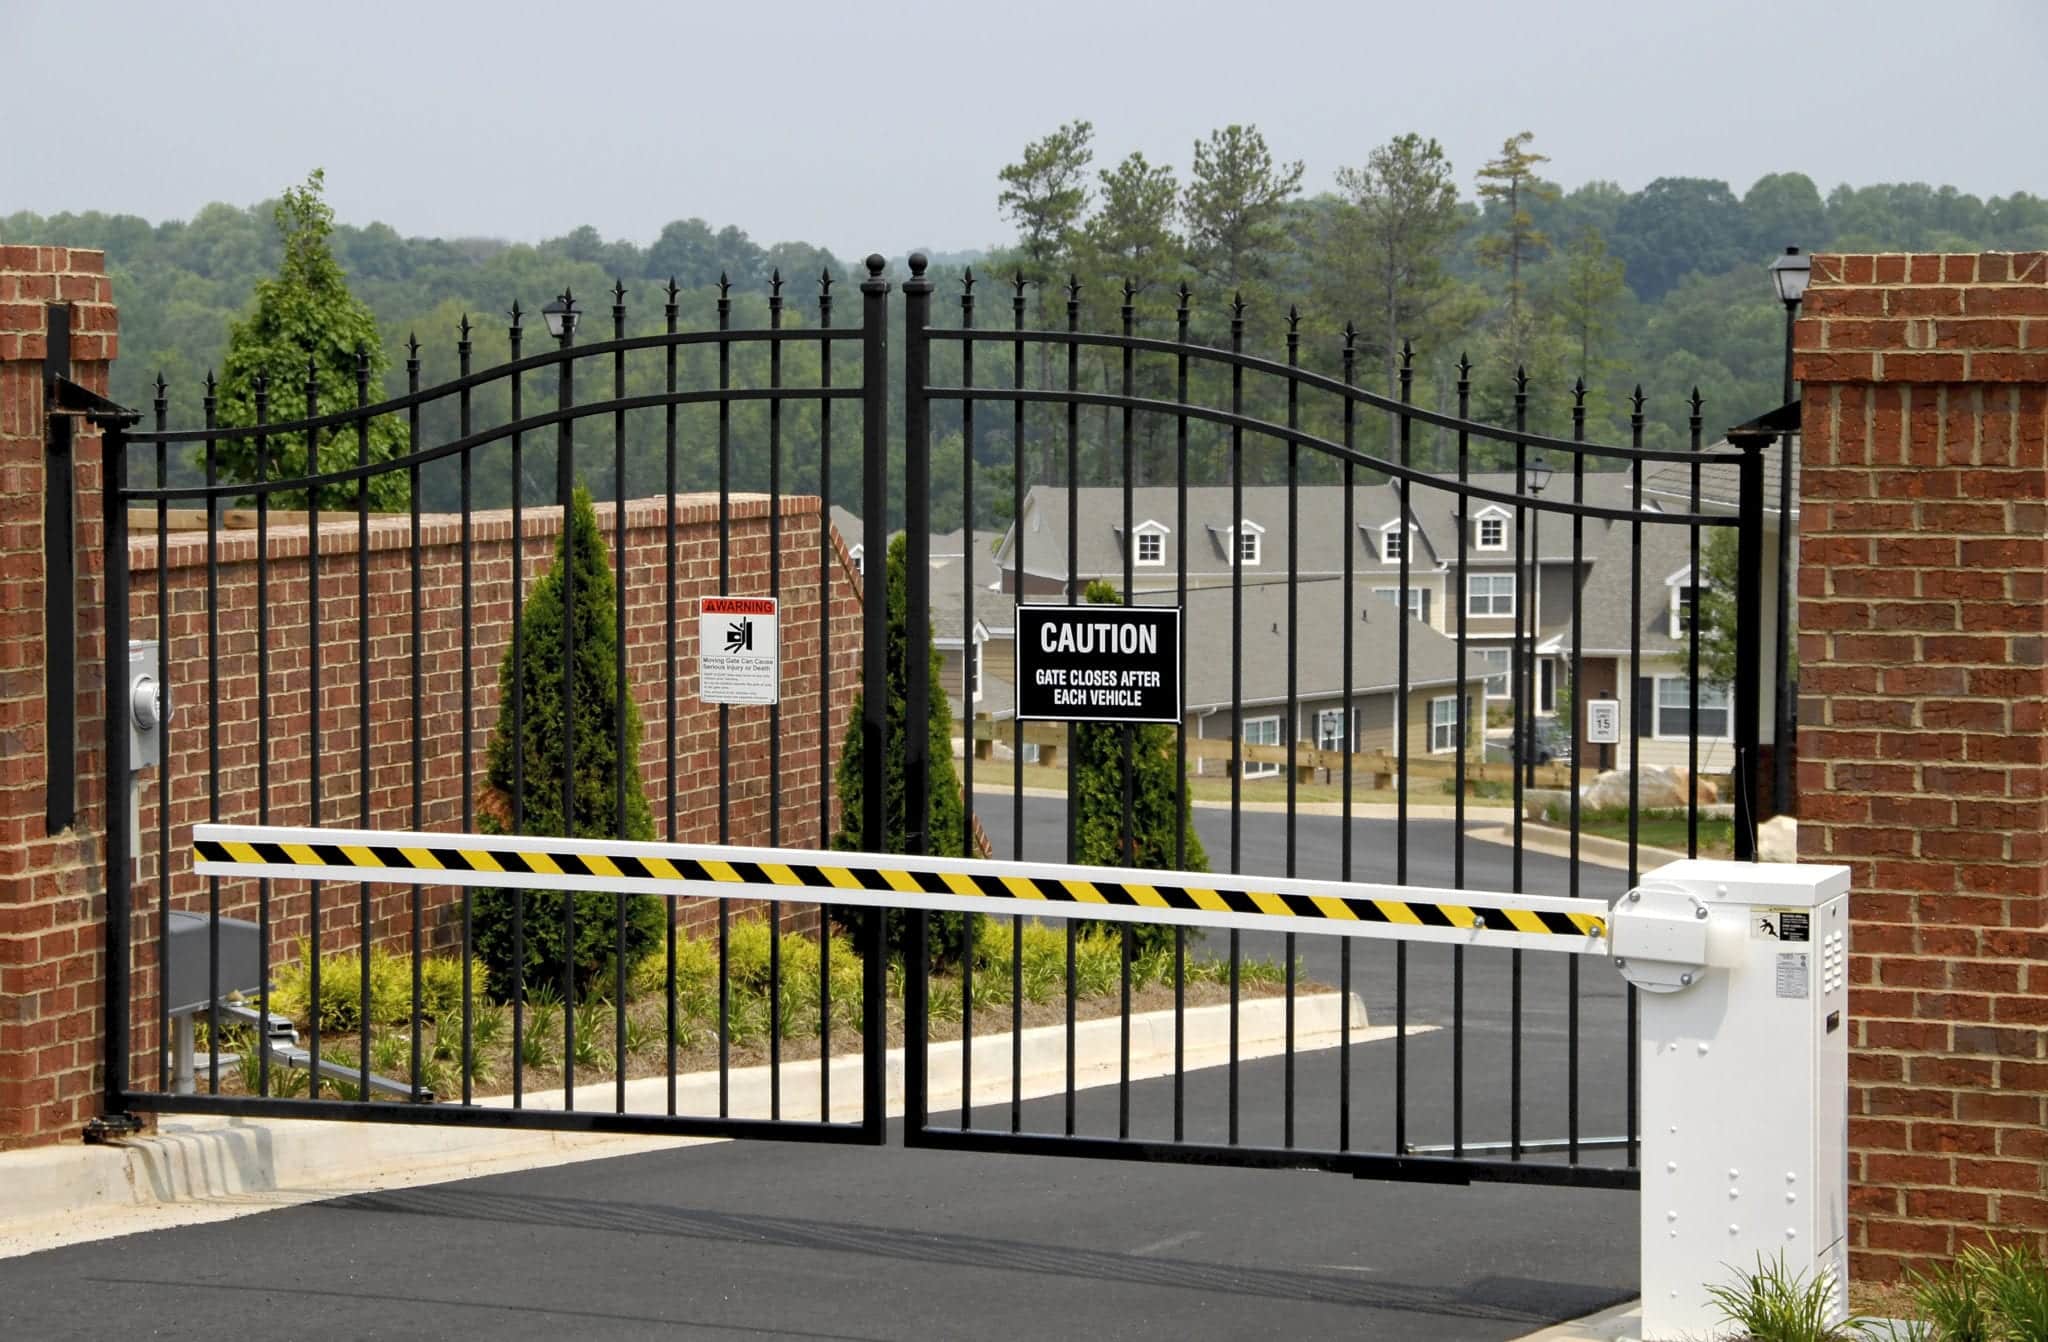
left=1794, top=250, right=2048, bottom=1277
left=0, top=246, right=122, bottom=1147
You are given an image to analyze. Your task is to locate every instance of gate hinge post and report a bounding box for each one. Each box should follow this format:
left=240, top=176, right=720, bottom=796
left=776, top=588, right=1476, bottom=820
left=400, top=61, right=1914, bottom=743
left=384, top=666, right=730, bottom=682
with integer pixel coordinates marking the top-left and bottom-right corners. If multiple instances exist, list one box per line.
left=82, top=1112, right=145, bottom=1144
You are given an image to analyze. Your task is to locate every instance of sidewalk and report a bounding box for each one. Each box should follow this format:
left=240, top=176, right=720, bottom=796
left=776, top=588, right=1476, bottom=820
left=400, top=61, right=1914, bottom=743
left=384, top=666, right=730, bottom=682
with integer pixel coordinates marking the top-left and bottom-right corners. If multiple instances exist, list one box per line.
left=1511, top=1301, right=1642, bottom=1341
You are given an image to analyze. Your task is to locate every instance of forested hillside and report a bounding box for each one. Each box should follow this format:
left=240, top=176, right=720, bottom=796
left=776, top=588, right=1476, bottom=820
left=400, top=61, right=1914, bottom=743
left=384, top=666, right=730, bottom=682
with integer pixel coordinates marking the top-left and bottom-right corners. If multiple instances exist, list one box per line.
left=8, top=124, right=2044, bottom=527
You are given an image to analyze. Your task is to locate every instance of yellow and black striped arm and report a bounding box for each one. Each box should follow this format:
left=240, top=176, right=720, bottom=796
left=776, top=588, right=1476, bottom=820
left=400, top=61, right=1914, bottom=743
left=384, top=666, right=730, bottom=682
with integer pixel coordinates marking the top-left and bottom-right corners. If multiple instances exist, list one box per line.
left=193, top=824, right=1609, bottom=954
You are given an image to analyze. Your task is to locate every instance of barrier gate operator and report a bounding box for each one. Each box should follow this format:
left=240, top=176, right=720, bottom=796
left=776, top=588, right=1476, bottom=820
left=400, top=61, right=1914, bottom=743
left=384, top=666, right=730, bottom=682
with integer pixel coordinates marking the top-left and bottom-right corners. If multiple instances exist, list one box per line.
left=192, top=825, right=1849, bottom=1342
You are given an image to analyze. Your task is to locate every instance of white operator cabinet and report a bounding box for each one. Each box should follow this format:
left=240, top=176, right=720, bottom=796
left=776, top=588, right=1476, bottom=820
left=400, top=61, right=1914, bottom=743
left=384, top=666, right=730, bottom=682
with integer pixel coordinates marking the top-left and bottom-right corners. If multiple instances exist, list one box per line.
left=1611, top=858, right=1852, bottom=1342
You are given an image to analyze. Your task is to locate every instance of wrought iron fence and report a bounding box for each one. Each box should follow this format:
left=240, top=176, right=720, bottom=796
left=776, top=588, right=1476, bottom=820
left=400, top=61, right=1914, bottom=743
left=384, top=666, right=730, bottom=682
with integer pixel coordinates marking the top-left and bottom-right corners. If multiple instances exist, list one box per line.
left=100, top=251, right=1768, bottom=1193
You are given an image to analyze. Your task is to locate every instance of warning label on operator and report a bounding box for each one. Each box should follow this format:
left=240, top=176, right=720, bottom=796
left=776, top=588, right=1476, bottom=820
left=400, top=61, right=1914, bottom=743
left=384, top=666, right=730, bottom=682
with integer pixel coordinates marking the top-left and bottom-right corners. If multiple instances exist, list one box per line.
left=1775, top=953, right=1810, bottom=1000
left=1753, top=908, right=1811, bottom=942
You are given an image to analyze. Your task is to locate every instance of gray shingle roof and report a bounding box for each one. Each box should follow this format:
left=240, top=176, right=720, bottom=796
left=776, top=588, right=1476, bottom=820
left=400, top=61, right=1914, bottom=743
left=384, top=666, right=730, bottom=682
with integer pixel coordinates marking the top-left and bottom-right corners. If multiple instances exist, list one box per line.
left=1641, top=438, right=1799, bottom=518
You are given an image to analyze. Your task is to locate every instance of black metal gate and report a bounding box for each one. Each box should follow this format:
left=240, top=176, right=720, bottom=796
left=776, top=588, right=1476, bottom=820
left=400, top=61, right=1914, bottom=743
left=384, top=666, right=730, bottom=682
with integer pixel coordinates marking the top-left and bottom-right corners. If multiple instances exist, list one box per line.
left=101, top=252, right=1767, bottom=1193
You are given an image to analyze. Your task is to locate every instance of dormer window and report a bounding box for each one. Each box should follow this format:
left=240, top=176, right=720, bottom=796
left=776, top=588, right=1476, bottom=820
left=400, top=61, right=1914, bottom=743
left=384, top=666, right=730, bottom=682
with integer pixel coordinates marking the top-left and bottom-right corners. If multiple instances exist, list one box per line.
left=1378, top=521, right=1405, bottom=563
left=850, top=543, right=865, bottom=575
left=1226, top=520, right=1265, bottom=567
left=1666, top=565, right=1702, bottom=634
left=1132, top=519, right=1169, bottom=567
left=1472, top=504, right=1510, bottom=552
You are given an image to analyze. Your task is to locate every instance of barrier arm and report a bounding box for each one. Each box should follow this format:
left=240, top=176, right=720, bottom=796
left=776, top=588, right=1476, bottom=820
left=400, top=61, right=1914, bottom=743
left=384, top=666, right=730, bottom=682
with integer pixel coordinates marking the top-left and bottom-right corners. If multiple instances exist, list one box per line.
left=193, top=826, right=1849, bottom=1342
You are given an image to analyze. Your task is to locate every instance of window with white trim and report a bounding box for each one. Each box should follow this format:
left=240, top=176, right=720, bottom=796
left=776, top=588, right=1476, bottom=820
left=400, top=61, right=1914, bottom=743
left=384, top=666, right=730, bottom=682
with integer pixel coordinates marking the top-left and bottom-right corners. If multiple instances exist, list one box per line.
left=1136, top=530, right=1164, bottom=565
left=1466, top=572, right=1515, bottom=616
left=1655, top=676, right=1730, bottom=740
left=850, top=544, right=865, bottom=575
left=1477, top=516, right=1506, bottom=549
left=1378, top=522, right=1405, bottom=563
left=968, top=636, right=984, bottom=703
left=1372, top=586, right=1430, bottom=624
left=1236, top=528, right=1261, bottom=566
left=1429, top=696, right=1461, bottom=754
left=1241, top=714, right=1280, bottom=778
left=1472, top=646, right=1510, bottom=698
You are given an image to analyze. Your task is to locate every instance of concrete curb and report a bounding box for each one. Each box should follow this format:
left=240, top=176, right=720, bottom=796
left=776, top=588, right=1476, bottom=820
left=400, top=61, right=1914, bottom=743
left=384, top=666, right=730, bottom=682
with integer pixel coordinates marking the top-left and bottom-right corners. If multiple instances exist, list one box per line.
left=1, top=992, right=1394, bottom=1257
left=1467, top=823, right=1690, bottom=874
left=1509, top=1300, right=1642, bottom=1341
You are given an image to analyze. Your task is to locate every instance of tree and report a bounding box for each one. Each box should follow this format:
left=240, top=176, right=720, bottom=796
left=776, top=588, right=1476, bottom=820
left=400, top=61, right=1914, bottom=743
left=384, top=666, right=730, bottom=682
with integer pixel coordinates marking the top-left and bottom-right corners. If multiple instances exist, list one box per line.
left=472, top=485, right=666, bottom=1001
left=1544, top=226, right=1628, bottom=393
left=1611, top=176, right=1748, bottom=301
left=1322, top=134, right=1468, bottom=397
left=1183, top=124, right=1304, bottom=319
left=214, top=170, right=409, bottom=511
left=1475, top=131, right=1559, bottom=327
left=998, top=120, right=1095, bottom=291
left=831, top=534, right=971, bottom=966
left=1741, top=172, right=1827, bottom=257
left=1069, top=581, right=1207, bottom=957
left=1078, top=151, right=1182, bottom=305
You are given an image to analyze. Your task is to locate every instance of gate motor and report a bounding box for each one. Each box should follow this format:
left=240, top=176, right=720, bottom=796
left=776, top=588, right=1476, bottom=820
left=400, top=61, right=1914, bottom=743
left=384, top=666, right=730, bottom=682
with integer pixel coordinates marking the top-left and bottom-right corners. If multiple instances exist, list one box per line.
left=195, top=824, right=1848, bottom=1341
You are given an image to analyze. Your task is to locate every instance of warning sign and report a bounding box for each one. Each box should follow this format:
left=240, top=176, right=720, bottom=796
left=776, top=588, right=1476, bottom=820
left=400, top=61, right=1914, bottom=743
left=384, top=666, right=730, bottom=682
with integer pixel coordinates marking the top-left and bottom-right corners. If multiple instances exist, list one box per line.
left=1586, top=699, right=1619, bottom=745
left=699, top=597, right=778, bottom=705
left=1776, top=953, right=1810, bottom=1000
left=1015, top=605, right=1181, bottom=725
left=1753, top=908, right=1812, bottom=942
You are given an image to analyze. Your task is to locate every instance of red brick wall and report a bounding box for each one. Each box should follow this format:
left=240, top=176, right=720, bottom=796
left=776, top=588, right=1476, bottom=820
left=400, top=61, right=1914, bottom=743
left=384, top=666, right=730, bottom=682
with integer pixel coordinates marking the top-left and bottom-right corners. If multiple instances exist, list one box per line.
left=0, top=247, right=120, bottom=1146
left=1794, top=250, right=2048, bottom=1276
left=125, top=492, right=862, bottom=1031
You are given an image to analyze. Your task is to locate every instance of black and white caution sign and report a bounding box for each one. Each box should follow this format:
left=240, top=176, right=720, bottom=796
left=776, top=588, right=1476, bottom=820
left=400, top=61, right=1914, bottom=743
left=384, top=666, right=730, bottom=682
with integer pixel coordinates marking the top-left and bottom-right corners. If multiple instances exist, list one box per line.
left=1016, top=604, right=1180, bottom=725
left=699, top=596, right=778, bottom=705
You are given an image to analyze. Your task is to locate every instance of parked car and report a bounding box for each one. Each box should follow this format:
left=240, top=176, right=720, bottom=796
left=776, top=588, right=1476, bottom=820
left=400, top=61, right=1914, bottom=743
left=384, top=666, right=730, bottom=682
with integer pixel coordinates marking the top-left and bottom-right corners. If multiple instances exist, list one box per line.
left=1509, top=718, right=1574, bottom=767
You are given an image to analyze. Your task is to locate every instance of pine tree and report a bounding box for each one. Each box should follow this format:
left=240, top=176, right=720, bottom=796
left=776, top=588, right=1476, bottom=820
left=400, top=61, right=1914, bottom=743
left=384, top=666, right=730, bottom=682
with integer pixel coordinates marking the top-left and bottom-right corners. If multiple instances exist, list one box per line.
left=214, top=169, right=409, bottom=511
left=473, top=486, right=664, bottom=1000
left=1476, top=132, right=1560, bottom=330
left=832, top=534, right=970, bottom=965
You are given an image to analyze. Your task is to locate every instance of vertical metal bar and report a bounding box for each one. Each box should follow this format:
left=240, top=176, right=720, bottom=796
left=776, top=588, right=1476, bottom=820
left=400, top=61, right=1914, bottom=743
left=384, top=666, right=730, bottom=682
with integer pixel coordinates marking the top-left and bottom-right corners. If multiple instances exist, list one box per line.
left=303, top=360, right=324, bottom=1094
left=1173, top=284, right=1190, bottom=1145
left=507, top=309, right=526, bottom=1108
left=903, top=256, right=934, bottom=1142
left=1688, top=391, right=1704, bottom=858
left=556, top=300, right=577, bottom=1107
left=1508, top=371, right=1529, bottom=1161
left=1118, top=282, right=1136, bottom=1140
left=1454, top=356, right=1472, bottom=892
left=1010, top=272, right=1026, bottom=1138
left=1283, top=308, right=1301, bottom=1149
left=254, top=374, right=272, bottom=1097
left=153, top=379, right=169, bottom=1095
left=1062, top=274, right=1078, bottom=1139
left=768, top=272, right=784, bottom=1121
left=715, top=275, right=731, bottom=1118
left=42, top=306, right=75, bottom=833
left=353, top=351, right=372, bottom=1102
left=457, top=322, right=475, bottom=1106
left=1569, top=383, right=1587, bottom=1166
left=1734, top=435, right=1766, bottom=861
left=1775, top=408, right=1796, bottom=821
left=960, top=272, right=976, bottom=1130
left=1395, top=343, right=1412, bottom=884
left=101, top=422, right=132, bottom=1119
left=1227, top=294, right=1244, bottom=1148
left=1339, top=325, right=1355, bottom=1154
left=664, top=282, right=681, bottom=1116
left=407, top=338, right=424, bottom=1103
left=858, top=255, right=890, bottom=1141
left=203, top=374, right=220, bottom=1095
left=612, top=283, right=629, bottom=1115
left=1627, top=388, right=1645, bottom=1169
left=812, top=273, right=830, bottom=1121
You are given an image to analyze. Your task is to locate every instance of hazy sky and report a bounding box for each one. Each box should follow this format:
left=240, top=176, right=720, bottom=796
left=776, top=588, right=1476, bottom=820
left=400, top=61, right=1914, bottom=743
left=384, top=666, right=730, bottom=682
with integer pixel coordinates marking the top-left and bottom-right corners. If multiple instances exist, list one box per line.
left=11, top=0, right=2047, bottom=257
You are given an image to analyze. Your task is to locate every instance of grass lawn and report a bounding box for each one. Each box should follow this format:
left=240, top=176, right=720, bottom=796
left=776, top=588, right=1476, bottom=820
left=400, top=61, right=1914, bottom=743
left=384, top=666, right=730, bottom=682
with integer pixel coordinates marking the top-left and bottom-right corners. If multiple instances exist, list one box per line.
left=1564, top=808, right=1735, bottom=859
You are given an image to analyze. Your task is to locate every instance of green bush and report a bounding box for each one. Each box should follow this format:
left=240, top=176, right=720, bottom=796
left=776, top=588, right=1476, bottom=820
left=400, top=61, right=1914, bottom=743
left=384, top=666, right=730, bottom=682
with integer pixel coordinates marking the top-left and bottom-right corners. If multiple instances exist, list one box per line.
left=830, top=534, right=970, bottom=965
left=472, top=486, right=666, bottom=1002
left=1704, top=1254, right=1855, bottom=1342
left=269, top=942, right=483, bottom=1035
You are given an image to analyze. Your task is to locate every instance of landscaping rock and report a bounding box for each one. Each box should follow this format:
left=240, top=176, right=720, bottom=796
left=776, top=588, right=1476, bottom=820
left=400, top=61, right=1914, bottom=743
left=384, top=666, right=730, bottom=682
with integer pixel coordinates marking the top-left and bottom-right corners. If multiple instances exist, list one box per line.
left=1581, top=765, right=1718, bottom=811
left=1758, top=814, right=1798, bottom=863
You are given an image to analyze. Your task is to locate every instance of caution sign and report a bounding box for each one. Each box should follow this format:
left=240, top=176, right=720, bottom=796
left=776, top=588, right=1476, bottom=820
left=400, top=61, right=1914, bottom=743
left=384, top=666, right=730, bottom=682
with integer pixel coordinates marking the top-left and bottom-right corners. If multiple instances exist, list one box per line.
left=1586, top=698, right=1619, bottom=745
left=699, top=596, right=778, bottom=705
left=1016, top=604, right=1180, bottom=725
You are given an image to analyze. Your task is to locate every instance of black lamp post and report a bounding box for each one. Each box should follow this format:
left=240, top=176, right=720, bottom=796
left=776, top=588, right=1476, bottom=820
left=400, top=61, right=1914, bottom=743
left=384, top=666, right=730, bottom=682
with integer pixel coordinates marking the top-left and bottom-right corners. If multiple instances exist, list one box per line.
left=1524, top=451, right=1552, bottom=784
left=1766, top=247, right=1808, bottom=821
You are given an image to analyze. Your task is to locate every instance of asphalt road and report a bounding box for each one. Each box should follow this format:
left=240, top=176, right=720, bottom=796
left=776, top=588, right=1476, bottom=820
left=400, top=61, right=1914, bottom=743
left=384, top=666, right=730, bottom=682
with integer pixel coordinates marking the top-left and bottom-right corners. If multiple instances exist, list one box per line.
left=0, top=797, right=1642, bottom=1340
left=0, top=1044, right=1636, bottom=1341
